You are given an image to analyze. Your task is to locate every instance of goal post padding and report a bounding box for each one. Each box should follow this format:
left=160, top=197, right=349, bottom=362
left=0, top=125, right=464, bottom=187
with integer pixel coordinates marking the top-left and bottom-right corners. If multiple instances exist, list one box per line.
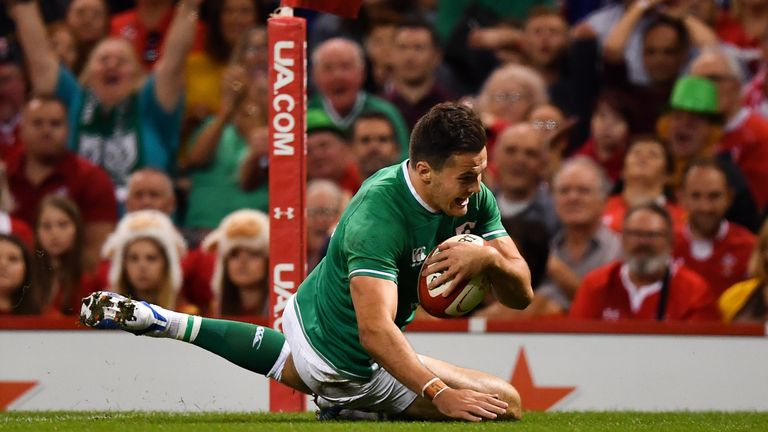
left=267, top=12, right=307, bottom=412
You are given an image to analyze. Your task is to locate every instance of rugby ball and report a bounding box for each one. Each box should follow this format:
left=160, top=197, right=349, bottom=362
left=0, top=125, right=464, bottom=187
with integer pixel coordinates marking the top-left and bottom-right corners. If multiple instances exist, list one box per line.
left=417, top=234, right=492, bottom=318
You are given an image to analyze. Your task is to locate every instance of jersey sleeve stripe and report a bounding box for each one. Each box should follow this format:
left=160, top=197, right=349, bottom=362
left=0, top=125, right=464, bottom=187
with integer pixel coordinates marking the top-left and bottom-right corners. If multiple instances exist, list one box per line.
left=482, top=229, right=508, bottom=239
left=348, top=268, right=398, bottom=280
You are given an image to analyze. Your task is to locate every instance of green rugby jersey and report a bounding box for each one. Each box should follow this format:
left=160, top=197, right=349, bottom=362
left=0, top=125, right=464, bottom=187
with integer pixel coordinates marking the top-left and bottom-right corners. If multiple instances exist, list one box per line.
left=294, top=161, right=508, bottom=379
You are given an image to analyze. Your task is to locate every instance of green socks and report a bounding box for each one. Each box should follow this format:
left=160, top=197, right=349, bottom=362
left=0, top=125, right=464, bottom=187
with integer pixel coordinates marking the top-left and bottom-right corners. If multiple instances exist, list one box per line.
left=176, top=315, right=286, bottom=376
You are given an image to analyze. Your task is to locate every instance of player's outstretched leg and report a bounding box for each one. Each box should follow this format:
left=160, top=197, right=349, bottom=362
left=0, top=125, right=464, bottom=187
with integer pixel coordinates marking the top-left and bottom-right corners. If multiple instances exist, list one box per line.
left=80, top=291, right=292, bottom=379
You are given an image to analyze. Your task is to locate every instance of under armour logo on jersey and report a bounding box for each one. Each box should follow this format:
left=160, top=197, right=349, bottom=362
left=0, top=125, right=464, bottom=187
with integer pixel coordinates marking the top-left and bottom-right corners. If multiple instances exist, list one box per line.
left=273, top=207, right=295, bottom=219
left=455, top=222, right=476, bottom=235
left=412, top=246, right=427, bottom=267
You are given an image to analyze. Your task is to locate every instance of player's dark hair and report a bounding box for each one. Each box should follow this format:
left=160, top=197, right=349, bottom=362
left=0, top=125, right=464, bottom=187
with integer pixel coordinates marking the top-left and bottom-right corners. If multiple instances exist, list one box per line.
left=624, top=202, right=673, bottom=233
left=409, top=102, right=486, bottom=170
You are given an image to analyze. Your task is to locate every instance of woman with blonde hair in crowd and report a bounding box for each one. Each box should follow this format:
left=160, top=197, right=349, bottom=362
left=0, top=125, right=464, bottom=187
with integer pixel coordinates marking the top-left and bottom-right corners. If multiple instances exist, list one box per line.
left=719, top=220, right=768, bottom=323
left=201, top=209, right=269, bottom=317
left=31, top=195, right=88, bottom=316
left=9, top=0, right=203, bottom=192
left=102, top=210, right=187, bottom=310
left=0, top=234, right=36, bottom=315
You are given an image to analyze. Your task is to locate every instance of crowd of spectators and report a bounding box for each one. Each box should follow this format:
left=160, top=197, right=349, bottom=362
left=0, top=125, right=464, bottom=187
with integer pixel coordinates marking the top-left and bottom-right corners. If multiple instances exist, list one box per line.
left=1, top=0, right=768, bottom=324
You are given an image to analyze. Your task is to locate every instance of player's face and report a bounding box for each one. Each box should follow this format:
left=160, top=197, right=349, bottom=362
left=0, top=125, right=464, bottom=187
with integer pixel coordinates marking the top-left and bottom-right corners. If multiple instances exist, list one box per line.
left=124, top=239, right=167, bottom=294
left=226, top=247, right=267, bottom=288
left=428, top=149, right=487, bottom=217
left=0, top=240, right=25, bottom=295
left=37, top=205, right=77, bottom=258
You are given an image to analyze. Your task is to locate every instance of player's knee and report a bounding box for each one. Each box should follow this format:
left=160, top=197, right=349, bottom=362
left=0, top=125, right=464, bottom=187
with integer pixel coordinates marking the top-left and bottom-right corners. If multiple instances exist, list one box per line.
left=503, top=385, right=522, bottom=420
left=493, top=381, right=522, bottom=421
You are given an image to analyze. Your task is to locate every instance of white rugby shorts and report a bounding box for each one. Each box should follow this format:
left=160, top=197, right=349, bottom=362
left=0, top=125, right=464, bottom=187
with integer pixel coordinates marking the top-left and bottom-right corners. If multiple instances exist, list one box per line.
left=282, top=294, right=419, bottom=414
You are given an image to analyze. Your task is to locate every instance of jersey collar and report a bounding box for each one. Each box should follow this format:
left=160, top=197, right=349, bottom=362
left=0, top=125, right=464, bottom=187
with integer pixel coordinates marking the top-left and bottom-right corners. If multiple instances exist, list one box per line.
left=401, top=160, right=439, bottom=214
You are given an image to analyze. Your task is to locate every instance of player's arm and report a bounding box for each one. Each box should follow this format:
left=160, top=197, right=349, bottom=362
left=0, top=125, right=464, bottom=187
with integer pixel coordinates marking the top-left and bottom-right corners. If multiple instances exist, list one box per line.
left=426, top=236, right=532, bottom=310
left=485, top=236, right=533, bottom=309
left=350, top=276, right=508, bottom=421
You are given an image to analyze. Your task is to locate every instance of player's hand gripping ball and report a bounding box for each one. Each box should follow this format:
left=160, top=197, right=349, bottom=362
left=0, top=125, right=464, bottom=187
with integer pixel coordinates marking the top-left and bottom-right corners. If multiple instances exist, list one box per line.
left=418, top=234, right=492, bottom=318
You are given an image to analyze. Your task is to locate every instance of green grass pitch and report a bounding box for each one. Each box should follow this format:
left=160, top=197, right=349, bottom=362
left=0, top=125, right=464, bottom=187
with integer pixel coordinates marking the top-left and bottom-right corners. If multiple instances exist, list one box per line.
left=2, top=412, right=768, bottom=431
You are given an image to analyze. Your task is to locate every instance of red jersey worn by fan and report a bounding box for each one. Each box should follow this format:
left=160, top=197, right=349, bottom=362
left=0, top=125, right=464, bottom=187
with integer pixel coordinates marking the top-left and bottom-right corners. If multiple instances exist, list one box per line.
left=673, top=221, right=755, bottom=298
left=602, top=196, right=687, bottom=233
left=719, top=109, right=768, bottom=210
left=569, top=261, right=719, bottom=321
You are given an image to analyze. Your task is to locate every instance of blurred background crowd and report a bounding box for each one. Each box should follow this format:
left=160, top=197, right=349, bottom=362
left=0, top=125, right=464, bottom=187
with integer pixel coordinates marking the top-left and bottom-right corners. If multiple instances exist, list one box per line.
left=1, top=0, right=767, bottom=324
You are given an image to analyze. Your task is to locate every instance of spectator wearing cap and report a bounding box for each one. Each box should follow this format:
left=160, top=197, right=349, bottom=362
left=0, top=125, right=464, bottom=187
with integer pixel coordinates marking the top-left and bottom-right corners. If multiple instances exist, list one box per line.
left=306, top=108, right=362, bottom=196
left=0, top=37, right=27, bottom=161
left=201, top=209, right=270, bottom=316
left=9, top=0, right=202, bottom=194
left=689, top=47, right=768, bottom=213
left=657, top=75, right=761, bottom=231
left=101, top=209, right=188, bottom=310
left=309, top=38, right=410, bottom=159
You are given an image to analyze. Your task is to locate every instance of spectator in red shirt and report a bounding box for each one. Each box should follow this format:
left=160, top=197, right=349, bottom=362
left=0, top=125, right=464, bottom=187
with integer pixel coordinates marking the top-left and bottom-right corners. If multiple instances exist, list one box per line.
left=101, top=209, right=187, bottom=310
left=201, top=209, right=270, bottom=317
left=90, top=168, right=214, bottom=314
left=30, top=195, right=88, bottom=316
left=674, top=159, right=756, bottom=298
left=0, top=38, right=27, bottom=162
left=576, top=89, right=632, bottom=185
left=7, top=96, right=117, bottom=269
left=689, top=46, right=768, bottom=212
left=0, top=162, right=33, bottom=248
left=110, top=0, right=204, bottom=71
left=571, top=202, right=719, bottom=321
left=602, top=135, right=686, bottom=233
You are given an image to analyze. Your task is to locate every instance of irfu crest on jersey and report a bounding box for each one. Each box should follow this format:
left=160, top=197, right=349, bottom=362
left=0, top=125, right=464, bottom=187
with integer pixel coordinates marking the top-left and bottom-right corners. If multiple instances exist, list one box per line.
left=455, top=221, right=476, bottom=235
left=411, top=246, right=427, bottom=267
